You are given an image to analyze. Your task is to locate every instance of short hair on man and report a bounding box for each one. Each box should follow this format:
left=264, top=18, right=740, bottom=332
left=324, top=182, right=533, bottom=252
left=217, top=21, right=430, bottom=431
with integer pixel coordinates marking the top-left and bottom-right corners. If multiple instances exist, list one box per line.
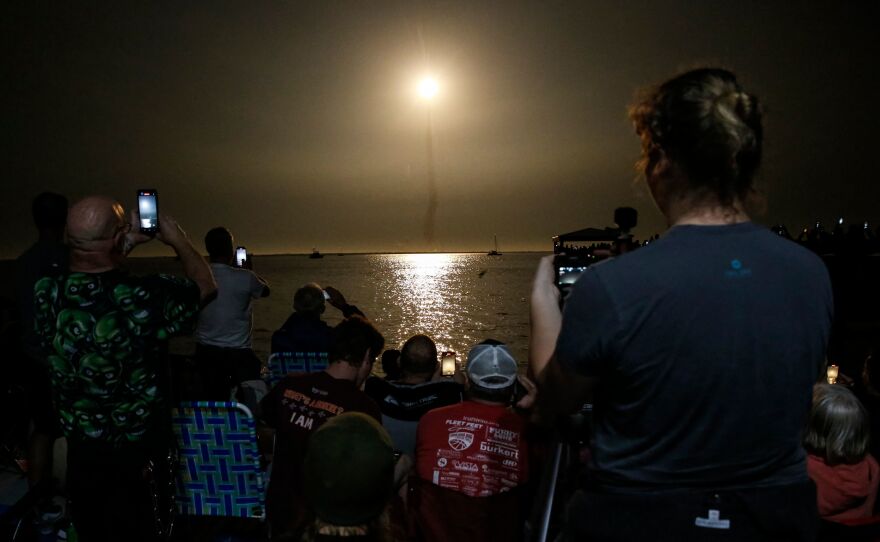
left=804, top=383, right=871, bottom=466
left=329, top=316, right=384, bottom=367
left=204, top=227, right=233, bottom=259
left=399, top=334, right=438, bottom=376
left=32, top=192, right=68, bottom=230
left=381, top=349, right=402, bottom=380
left=293, top=283, right=326, bottom=316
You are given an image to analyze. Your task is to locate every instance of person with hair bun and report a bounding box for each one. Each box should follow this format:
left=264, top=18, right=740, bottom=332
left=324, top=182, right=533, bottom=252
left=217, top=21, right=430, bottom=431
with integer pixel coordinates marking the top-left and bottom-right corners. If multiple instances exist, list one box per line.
left=530, top=69, right=834, bottom=540
left=806, top=384, right=880, bottom=521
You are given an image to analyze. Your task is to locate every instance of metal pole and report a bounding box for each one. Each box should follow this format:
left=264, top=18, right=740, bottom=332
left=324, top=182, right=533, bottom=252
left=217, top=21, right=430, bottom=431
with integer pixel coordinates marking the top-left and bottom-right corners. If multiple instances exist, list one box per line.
left=533, top=440, right=565, bottom=542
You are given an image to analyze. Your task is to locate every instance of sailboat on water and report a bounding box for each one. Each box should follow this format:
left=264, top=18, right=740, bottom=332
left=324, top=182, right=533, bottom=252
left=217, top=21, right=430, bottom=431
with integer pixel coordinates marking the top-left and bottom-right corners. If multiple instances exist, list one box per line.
left=487, top=235, right=502, bottom=256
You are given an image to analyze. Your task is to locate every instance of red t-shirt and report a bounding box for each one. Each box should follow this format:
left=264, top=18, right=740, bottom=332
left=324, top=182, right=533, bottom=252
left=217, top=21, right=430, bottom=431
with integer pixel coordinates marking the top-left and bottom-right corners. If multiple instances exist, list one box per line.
left=416, top=400, right=529, bottom=497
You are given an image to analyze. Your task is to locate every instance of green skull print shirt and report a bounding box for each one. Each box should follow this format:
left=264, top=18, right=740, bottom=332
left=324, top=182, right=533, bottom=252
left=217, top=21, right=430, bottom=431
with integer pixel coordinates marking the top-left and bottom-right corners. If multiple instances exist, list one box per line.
left=34, top=271, right=200, bottom=447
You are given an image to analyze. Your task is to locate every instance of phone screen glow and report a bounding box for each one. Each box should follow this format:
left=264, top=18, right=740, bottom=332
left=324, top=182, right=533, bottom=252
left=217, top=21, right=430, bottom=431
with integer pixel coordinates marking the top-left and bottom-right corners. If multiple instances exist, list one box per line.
left=138, top=192, right=158, bottom=231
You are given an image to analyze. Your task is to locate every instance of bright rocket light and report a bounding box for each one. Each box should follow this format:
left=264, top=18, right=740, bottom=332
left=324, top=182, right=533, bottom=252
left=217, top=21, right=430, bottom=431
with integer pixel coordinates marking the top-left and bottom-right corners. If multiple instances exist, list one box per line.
left=418, top=77, right=439, bottom=100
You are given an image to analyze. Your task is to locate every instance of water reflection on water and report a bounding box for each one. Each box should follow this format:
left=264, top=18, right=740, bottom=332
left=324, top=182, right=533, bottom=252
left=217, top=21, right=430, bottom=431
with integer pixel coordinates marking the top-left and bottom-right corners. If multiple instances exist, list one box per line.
left=368, top=253, right=536, bottom=364
left=381, top=253, right=467, bottom=353
left=136, top=252, right=540, bottom=367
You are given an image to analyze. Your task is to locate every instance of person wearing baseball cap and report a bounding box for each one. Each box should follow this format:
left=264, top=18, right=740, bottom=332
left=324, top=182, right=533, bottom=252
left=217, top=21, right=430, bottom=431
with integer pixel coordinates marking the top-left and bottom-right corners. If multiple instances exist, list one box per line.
left=412, top=339, right=536, bottom=541
left=299, top=413, right=397, bottom=540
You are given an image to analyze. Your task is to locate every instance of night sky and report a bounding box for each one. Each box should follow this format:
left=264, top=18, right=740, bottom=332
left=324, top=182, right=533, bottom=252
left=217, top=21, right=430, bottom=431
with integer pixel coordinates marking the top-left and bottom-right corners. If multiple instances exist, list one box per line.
left=5, top=1, right=879, bottom=258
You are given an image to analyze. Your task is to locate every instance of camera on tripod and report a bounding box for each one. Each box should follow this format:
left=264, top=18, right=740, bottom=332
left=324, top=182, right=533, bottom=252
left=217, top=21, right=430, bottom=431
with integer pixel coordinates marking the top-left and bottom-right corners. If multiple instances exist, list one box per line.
left=552, top=207, right=639, bottom=297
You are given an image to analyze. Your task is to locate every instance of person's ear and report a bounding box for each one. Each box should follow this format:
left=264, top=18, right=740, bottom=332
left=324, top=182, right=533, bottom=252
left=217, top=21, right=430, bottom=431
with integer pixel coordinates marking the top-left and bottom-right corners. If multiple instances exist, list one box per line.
left=113, top=228, right=127, bottom=253
left=361, top=349, right=373, bottom=369
left=645, top=147, right=671, bottom=185
left=645, top=148, right=678, bottom=214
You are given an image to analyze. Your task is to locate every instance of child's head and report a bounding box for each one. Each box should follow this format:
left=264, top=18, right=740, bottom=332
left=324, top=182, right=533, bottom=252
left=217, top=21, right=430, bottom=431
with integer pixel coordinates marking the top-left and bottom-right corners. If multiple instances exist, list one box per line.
left=804, top=384, right=871, bottom=465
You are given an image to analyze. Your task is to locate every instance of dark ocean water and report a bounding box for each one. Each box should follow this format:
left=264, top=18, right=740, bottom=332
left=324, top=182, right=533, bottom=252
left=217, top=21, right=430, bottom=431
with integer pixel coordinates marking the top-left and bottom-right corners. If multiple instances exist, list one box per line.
left=127, top=252, right=544, bottom=365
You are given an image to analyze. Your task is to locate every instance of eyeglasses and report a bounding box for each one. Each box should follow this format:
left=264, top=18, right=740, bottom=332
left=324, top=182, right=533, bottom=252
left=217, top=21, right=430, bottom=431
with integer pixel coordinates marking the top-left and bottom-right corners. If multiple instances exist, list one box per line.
left=93, top=221, right=131, bottom=241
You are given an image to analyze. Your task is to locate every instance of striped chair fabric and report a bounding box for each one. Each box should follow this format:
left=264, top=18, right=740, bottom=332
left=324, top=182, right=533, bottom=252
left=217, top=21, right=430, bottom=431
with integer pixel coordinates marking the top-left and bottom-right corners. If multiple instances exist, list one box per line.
left=171, top=401, right=265, bottom=519
left=265, top=351, right=329, bottom=387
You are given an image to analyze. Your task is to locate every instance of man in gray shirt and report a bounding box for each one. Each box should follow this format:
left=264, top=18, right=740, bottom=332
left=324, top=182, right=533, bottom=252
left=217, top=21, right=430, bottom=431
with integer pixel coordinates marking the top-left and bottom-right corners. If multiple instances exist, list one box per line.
left=194, top=226, right=269, bottom=399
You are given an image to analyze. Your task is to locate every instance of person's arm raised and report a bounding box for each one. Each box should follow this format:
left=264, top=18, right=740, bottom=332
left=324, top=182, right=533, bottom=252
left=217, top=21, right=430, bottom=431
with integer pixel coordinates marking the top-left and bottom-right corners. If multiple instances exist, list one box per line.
left=324, top=286, right=365, bottom=318
left=529, top=256, right=562, bottom=379
left=529, top=256, right=594, bottom=424
left=156, top=214, right=217, bottom=302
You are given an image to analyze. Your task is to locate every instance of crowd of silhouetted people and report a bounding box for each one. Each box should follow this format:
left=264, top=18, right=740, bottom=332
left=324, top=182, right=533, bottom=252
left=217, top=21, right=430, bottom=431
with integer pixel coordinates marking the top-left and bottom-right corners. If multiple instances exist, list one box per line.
left=5, top=67, right=880, bottom=542
left=5, top=198, right=880, bottom=542
left=777, top=221, right=880, bottom=256
left=558, top=220, right=880, bottom=261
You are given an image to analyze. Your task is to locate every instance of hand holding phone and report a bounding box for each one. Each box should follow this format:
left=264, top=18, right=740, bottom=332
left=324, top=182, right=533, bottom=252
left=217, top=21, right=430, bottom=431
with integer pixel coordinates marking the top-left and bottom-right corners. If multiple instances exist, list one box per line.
left=236, top=246, right=247, bottom=268
left=512, top=374, right=537, bottom=410
left=137, top=189, right=159, bottom=234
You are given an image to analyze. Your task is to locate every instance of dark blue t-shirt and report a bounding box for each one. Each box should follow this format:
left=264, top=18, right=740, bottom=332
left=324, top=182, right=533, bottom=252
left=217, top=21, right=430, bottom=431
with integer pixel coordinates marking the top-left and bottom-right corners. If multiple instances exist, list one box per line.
left=556, top=222, right=833, bottom=491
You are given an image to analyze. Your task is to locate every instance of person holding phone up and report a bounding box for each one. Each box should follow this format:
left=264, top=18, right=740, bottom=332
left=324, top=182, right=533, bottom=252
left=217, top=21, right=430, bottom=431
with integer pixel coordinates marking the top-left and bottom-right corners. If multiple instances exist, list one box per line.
left=33, top=194, right=216, bottom=542
left=193, top=226, right=270, bottom=399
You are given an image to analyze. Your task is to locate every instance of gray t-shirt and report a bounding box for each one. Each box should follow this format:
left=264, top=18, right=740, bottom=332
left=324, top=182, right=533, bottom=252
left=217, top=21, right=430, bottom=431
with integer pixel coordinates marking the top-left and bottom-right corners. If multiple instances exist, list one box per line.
left=556, top=222, right=833, bottom=491
left=195, top=263, right=267, bottom=349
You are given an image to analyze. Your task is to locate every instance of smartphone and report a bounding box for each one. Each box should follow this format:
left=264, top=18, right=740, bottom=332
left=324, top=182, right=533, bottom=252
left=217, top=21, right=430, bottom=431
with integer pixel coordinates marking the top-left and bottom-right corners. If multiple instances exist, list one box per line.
left=137, top=189, right=159, bottom=233
left=556, top=265, right=590, bottom=288
left=235, top=246, right=247, bottom=267
left=322, top=290, right=331, bottom=301
left=441, top=352, right=456, bottom=377
left=554, top=254, right=596, bottom=289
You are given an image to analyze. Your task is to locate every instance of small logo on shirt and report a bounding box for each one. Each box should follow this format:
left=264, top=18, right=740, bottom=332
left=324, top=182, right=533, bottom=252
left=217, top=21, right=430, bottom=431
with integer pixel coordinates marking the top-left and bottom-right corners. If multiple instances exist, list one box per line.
left=695, top=509, right=730, bottom=530
left=452, top=460, right=479, bottom=473
left=448, top=431, right=474, bottom=451
left=724, top=258, right=752, bottom=279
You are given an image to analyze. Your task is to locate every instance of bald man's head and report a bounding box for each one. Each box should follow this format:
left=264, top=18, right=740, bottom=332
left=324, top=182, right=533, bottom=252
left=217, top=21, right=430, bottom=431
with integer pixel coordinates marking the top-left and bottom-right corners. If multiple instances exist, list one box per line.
left=399, top=334, right=438, bottom=376
left=66, top=196, right=126, bottom=250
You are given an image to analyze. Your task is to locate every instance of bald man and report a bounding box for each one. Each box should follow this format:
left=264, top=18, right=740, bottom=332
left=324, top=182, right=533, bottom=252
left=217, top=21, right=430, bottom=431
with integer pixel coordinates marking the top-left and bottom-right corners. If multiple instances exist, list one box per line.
left=33, top=195, right=216, bottom=542
left=364, top=334, right=464, bottom=456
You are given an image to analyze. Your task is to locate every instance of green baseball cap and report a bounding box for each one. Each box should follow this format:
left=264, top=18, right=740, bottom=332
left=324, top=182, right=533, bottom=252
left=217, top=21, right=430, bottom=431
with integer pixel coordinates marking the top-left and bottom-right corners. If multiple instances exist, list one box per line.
left=303, top=413, right=395, bottom=526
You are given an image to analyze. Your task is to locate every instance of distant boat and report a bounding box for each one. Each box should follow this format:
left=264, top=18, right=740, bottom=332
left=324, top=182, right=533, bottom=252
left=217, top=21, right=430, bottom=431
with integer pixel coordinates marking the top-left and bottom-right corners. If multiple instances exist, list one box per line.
left=309, top=248, right=324, bottom=259
left=488, top=235, right=502, bottom=256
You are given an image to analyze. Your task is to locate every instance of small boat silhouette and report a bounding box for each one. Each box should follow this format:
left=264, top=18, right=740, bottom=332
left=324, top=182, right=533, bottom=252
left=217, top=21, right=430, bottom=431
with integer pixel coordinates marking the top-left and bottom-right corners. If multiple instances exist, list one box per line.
left=488, top=235, right=502, bottom=256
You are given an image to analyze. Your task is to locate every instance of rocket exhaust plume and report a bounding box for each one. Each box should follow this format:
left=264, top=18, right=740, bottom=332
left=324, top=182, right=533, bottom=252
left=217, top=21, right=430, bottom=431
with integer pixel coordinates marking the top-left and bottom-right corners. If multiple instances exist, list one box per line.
left=423, top=108, right=437, bottom=246
left=416, top=23, right=438, bottom=247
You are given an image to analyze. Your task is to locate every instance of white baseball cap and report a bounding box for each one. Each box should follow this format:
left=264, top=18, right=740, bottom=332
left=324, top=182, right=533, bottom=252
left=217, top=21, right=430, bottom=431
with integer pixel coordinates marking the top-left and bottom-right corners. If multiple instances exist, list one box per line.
left=466, top=342, right=518, bottom=390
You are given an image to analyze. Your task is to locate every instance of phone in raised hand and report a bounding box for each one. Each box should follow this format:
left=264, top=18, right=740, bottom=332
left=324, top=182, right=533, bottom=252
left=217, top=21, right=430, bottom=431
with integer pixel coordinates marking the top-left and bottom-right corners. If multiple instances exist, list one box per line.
left=137, top=189, right=159, bottom=234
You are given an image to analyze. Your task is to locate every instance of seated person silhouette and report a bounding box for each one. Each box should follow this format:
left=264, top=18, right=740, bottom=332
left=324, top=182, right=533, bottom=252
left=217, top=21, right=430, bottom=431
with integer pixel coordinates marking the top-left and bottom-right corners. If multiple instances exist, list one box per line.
left=261, top=316, right=383, bottom=536
left=364, top=335, right=463, bottom=456
left=411, top=340, right=536, bottom=542
left=806, top=383, right=880, bottom=521
left=271, top=283, right=363, bottom=354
